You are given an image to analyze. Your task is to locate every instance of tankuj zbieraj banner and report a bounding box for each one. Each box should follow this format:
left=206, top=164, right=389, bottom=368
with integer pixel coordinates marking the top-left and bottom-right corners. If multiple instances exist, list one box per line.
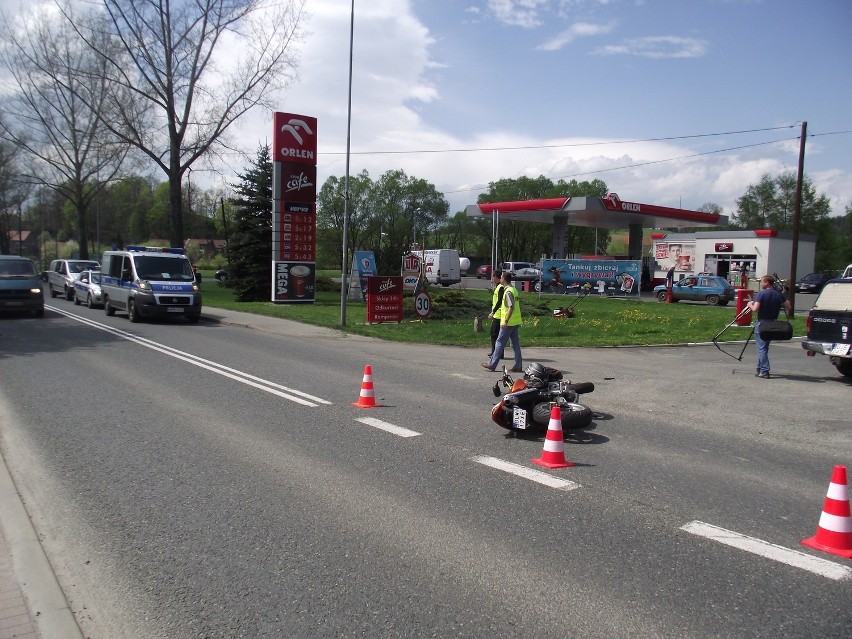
left=540, top=259, right=641, bottom=296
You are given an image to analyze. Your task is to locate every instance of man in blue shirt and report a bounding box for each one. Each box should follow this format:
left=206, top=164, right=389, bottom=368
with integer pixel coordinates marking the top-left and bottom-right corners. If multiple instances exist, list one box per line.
left=747, top=275, right=792, bottom=379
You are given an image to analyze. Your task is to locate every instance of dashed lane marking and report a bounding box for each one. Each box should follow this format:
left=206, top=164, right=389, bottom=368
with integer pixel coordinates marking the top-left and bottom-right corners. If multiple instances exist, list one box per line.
left=355, top=417, right=421, bottom=438
left=472, top=455, right=580, bottom=491
left=681, top=521, right=852, bottom=581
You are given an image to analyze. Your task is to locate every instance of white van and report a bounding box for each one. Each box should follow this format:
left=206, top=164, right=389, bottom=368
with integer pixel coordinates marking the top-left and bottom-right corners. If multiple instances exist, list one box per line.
left=101, top=246, right=201, bottom=322
left=423, top=249, right=461, bottom=287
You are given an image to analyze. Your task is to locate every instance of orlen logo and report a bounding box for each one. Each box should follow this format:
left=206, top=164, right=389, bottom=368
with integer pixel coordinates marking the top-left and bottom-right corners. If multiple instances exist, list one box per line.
left=273, top=112, right=317, bottom=164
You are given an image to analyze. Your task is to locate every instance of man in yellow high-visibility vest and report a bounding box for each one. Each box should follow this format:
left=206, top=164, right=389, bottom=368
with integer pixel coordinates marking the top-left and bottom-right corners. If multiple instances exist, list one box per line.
left=487, top=269, right=505, bottom=360
left=482, top=271, right=523, bottom=372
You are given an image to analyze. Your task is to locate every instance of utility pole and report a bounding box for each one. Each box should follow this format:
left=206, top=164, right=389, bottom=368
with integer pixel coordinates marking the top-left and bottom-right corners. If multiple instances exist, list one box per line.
left=789, top=121, right=806, bottom=313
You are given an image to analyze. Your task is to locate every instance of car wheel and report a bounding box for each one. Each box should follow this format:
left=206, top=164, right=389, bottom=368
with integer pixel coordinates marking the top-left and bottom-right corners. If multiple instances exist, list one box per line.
left=49, top=284, right=57, bottom=298
left=87, top=294, right=94, bottom=309
left=64, top=286, right=74, bottom=301
left=656, top=291, right=668, bottom=302
left=128, top=299, right=140, bottom=323
left=835, top=358, right=852, bottom=378
left=74, top=292, right=81, bottom=305
left=534, top=281, right=542, bottom=293
left=105, top=297, right=115, bottom=316
left=187, top=314, right=200, bottom=323
left=706, top=294, right=720, bottom=305
left=34, top=308, right=45, bottom=318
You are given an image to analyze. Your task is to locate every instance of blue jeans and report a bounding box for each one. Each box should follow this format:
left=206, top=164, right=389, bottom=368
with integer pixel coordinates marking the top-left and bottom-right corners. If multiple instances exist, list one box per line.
left=754, top=320, right=770, bottom=374
left=488, top=325, right=522, bottom=370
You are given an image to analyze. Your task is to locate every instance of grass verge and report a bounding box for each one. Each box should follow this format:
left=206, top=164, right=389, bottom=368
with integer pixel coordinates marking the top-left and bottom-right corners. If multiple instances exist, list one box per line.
left=199, top=271, right=801, bottom=347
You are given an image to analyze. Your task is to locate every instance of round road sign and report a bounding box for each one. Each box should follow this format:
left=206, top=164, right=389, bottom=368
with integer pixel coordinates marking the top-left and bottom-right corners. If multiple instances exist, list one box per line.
left=414, top=291, right=432, bottom=318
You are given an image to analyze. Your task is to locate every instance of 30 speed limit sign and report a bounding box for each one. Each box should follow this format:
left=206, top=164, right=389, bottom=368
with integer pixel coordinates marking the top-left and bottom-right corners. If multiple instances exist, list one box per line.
left=414, top=291, right=432, bottom=318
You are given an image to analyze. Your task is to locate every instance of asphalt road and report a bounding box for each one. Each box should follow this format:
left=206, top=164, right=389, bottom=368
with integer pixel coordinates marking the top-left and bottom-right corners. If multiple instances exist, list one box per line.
left=0, top=299, right=849, bottom=638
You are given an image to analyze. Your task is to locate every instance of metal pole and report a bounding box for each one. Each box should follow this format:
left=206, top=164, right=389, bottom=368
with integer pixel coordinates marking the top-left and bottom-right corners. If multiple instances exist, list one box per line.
left=339, top=0, right=355, bottom=326
left=789, top=121, right=806, bottom=313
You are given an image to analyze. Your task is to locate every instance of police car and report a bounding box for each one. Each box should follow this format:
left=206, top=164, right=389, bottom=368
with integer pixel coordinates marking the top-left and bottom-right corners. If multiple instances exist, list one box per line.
left=100, top=246, right=202, bottom=322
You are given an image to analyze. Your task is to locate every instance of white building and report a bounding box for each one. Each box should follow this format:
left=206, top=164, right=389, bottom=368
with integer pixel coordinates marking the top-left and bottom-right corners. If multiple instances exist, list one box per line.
left=651, top=230, right=816, bottom=287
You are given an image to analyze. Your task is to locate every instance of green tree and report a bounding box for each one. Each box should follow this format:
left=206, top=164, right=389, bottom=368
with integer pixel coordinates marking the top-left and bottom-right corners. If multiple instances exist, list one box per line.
left=227, top=145, right=272, bottom=301
left=732, top=172, right=833, bottom=268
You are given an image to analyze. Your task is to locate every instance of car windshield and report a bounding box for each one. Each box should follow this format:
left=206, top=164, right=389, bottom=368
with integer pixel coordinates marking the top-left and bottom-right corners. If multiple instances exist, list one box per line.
left=134, top=256, right=193, bottom=281
left=69, top=261, right=99, bottom=273
left=0, top=260, right=37, bottom=277
left=802, top=274, right=821, bottom=282
left=90, top=272, right=102, bottom=284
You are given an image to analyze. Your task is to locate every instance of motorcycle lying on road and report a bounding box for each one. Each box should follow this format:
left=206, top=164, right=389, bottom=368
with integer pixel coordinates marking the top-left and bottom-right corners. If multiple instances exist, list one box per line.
left=490, top=362, right=595, bottom=434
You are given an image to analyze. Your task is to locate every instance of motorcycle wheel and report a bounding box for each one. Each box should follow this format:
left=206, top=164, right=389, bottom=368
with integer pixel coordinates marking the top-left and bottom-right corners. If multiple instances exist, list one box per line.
left=532, top=401, right=593, bottom=430
left=566, top=381, right=594, bottom=395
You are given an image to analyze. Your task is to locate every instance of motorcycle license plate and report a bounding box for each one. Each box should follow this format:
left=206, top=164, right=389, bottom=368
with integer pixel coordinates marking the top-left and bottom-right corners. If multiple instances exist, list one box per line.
left=828, top=343, right=850, bottom=356
left=512, top=407, right=528, bottom=429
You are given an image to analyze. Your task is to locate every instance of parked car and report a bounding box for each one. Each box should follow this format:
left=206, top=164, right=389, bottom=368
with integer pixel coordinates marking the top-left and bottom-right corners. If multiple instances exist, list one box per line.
left=508, top=267, right=542, bottom=283
left=47, top=259, right=100, bottom=300
left=653, top=275, right=736, bottom=305
left=0, top=255, right=44, bottom=317
left=475, top=264, right=492, bottom=279
left=794, top=272, right=835, bottom=294
left=73, top=269, right=104, bottom=308
left=801, top=279, right=852, bottom=378
left=215, top=269, right=228, bottom=281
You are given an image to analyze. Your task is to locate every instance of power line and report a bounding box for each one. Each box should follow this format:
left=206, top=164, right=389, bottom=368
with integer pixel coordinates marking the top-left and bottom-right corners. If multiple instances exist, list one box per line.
left=320, top=124, right=798, bottom=156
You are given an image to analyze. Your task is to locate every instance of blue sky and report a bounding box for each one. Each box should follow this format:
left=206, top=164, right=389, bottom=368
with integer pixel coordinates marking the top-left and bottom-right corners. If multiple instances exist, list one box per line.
left=4, top=0, right=851, bottom=219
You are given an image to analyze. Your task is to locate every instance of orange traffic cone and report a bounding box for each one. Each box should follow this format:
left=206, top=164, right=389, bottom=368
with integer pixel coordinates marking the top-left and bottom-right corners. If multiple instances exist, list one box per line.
left=531, top=406, right=575, bottom=469
left=801, top=465, right=852, bottom=559
left=352, top=365, right=382, bottom=408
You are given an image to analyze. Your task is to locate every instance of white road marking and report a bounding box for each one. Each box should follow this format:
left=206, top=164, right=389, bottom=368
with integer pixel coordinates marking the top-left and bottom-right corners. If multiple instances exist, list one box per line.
left=471, top=455, right=581, bottom=491
left=681, top=521, right=852, bottom=581
left=49, top=306, right=331, bottom=407
left=355, top=417, right=421, bottom=438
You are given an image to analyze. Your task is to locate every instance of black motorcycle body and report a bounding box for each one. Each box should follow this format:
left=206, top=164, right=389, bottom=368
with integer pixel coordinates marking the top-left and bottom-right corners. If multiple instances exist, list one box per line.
left=490, top=364, right=595, bottom=432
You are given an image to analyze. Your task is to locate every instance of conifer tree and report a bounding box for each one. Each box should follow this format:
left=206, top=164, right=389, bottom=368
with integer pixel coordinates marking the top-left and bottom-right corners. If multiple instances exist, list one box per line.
left=227, top=145, right=272, bottom=301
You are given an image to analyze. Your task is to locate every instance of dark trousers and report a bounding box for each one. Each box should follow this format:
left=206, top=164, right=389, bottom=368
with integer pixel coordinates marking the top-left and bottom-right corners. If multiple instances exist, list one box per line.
left=490, top=318, right=505, bottom=358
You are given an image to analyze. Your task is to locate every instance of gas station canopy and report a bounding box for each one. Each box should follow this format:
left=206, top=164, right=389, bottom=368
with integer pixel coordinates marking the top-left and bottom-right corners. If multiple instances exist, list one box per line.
left=465, top=194, right=728, bottom=230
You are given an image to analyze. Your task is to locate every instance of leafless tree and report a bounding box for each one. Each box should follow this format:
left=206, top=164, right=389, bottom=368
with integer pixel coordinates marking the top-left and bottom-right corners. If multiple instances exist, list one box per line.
left=0, top=9, right=131, bottom=259
left=0, top=138, right=30, bottom=255
left=67, top=0, right=307, bottom=248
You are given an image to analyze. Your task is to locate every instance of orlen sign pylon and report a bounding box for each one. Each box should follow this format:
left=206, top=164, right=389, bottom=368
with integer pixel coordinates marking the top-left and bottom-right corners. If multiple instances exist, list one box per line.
left=272, top=112, right=318, bottom=303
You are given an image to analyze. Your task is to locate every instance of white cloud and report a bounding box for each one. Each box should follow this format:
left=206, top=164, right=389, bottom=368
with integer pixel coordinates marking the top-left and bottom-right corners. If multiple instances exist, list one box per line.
left=594, top=35, right=708, bottom=58
left=486, top=0, right=550, bottom=28
left=536, top=21, right=615, bottom=51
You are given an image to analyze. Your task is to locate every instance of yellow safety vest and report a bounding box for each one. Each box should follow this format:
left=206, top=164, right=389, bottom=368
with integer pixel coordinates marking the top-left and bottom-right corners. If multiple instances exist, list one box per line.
left=502, top=285, right=522, bottom=326
left=491, top=284, right=504, bottom=319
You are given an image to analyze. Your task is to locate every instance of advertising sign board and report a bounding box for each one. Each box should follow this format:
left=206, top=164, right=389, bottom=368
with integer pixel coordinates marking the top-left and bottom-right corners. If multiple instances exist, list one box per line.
left=540, top=259, right=641, bottom=296
left=366, top=276, right=404, bottom=324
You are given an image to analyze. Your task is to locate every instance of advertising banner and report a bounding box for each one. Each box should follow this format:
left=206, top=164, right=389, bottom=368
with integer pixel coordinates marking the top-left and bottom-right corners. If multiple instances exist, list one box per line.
left=654, top=240, right=696, bottom=273
left=366, top=276, right=404, bottom=324
left=272, top=261, right=316, bottom=303
left=351, top=251, right=377, bottom=298
left=540, top=259, right=641, bottom=296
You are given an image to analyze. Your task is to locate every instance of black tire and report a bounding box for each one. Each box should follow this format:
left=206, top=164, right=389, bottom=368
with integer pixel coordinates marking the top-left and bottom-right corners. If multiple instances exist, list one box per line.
left=74, top=293, right=81, bottom=305
left=532, top=401, right=594, bottom=429
left=187, top=314, right=200, bottom=323
left=835, top=358, right=852, bottom=378
left=105, top=297, right=115, bottom=316
left=567, top=381, right=595, bottom=395
left=128, top=299, right=140, bottom=323
left=656, top=291, right=667, bottom=302
left=49, top=284, right=57, bottom=298
left=706, top=294, right=720, bottom=305
left=34, top=308, right=45, bottom=318
left=64, top=286, right=74, bottom=301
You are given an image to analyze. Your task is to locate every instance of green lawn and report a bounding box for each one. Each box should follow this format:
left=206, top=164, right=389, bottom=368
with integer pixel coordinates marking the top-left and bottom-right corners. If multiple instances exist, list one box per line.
left=199, top=271, right=800, bottom=347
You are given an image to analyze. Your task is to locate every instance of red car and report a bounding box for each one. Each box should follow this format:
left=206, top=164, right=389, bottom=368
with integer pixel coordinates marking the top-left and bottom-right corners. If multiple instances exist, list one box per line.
left=476, top=264, right=492, bottom=279
left=476, top=264, right=491, bottom=280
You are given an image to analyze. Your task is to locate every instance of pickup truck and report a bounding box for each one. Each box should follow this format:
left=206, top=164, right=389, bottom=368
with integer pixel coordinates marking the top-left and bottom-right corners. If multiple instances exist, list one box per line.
left=801, top=279, right=852, bottom=378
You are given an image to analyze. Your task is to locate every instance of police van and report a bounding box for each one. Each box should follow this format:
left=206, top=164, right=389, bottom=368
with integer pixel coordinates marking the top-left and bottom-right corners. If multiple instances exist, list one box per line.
left=101, top=246, right=201, bottom=322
